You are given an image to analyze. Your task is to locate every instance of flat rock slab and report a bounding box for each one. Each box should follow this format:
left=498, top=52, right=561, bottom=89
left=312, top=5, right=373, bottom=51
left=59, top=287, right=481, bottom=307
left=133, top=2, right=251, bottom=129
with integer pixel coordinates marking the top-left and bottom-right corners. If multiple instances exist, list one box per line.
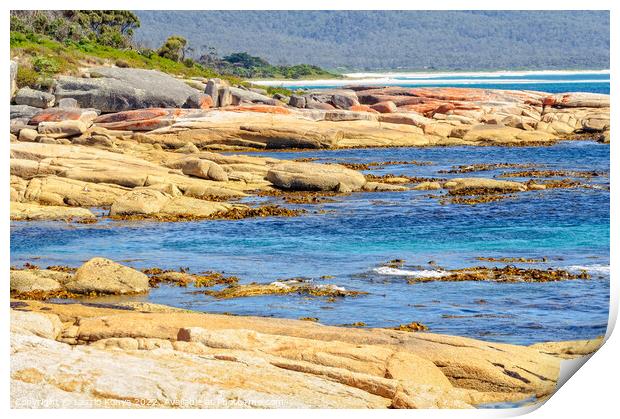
left=10, top=302, right=580, bottom=408
left=10, top=202, right=95, bottom=222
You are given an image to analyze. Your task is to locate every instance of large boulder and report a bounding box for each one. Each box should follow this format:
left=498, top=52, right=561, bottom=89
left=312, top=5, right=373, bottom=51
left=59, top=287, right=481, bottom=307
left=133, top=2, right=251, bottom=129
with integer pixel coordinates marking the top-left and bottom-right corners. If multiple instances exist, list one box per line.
left=64, top=257, right=149, bottom=294
left=331, top=93, right=360, bottom=110
left=288, top=95, right=306, bottom=108
left=54, top=67, right=197, bottom=112
left=14, top=87, right=55, bottom=108
left=266, top=161, right=367, bottom=192
left=183, top=92, right=214, bottom=109
left=204, top=78, right=233, bottom=107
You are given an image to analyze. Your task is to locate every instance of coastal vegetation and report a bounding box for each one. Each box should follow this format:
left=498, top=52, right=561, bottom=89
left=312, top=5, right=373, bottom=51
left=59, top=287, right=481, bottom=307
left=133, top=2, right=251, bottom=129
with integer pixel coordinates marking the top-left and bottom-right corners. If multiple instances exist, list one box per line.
left=9, top=10, right=335, bottom=91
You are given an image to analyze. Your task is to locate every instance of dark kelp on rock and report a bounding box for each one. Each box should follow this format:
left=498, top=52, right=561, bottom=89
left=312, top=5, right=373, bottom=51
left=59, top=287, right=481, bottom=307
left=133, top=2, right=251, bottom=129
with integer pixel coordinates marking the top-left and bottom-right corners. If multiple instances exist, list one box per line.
left=199, top=280, right=368, bottom=299
left=406, top=265, right=590, bottom=283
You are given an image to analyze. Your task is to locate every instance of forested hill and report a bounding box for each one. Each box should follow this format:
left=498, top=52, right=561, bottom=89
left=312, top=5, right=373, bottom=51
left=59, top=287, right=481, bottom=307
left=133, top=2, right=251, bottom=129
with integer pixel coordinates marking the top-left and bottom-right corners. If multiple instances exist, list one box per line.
left=134, top=11, right=609, bottom=71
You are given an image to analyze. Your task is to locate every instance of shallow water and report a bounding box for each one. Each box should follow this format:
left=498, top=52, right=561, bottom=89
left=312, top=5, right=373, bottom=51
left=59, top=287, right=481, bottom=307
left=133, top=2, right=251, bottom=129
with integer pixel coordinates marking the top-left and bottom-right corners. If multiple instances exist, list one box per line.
left=10, top=141, right=609, bottom=345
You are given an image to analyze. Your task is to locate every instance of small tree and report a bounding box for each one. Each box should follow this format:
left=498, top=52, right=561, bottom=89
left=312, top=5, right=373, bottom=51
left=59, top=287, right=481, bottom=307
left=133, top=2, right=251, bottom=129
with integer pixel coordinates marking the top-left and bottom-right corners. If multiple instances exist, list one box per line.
left=157, top=35, right=188, bottom=62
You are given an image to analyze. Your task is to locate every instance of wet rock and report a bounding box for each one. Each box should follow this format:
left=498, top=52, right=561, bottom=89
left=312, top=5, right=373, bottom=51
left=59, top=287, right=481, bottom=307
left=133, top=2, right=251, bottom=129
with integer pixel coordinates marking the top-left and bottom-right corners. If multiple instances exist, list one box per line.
left=266, top=161, right=367, bottom=192
left=406, top=265, right=590, bottom=283
left=64, top=257, right=150, bottom=294
left=55, top=67, right=197, bottom=112
left=14, top=87, right=55, bottom=108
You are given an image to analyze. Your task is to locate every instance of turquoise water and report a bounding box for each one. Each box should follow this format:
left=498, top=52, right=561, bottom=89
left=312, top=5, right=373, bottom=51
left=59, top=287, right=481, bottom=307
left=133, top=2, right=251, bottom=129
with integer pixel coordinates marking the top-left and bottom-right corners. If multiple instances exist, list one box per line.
left=10, top=77, right=610, bottom=345
left=260, top=71, right=610, bottom=94
left=10, top=142, right=610, bottom=345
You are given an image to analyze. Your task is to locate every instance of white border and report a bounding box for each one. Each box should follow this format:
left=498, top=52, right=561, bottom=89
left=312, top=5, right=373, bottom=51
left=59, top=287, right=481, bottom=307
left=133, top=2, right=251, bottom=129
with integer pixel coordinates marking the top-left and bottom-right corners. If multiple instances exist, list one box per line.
left=2, top=2, right=616, bottom=418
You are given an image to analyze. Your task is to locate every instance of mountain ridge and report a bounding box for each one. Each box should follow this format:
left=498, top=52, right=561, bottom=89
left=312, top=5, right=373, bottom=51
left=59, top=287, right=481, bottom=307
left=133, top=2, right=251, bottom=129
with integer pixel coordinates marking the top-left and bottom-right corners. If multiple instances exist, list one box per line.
left=134, top=10, right=609, bottom=71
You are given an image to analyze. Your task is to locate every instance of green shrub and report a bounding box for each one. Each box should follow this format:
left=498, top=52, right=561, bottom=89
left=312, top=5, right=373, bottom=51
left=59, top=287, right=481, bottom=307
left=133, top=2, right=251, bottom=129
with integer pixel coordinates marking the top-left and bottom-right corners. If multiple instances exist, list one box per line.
left=32, top=56, right=60, bottom=74
left=15, top=65, right=39, bottom=88
left=265, top=86, right=293, bottom=96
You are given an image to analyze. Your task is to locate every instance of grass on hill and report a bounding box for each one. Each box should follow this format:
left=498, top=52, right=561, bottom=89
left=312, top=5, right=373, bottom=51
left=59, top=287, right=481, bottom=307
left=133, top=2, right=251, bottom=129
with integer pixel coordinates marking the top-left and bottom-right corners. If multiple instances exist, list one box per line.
left=10, top=31, right=245, bottom=90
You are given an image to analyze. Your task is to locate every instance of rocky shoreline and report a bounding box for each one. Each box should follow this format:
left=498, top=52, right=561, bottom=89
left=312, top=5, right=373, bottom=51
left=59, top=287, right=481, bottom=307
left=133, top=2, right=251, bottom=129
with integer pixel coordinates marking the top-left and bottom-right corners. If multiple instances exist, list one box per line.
left=9, top=64, right=610, bottom=221
left=9, top=257, right=604, bottom=408
left=10, top=298, right=603, bottom=408
left=9, top=63, right=609, bottom=408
